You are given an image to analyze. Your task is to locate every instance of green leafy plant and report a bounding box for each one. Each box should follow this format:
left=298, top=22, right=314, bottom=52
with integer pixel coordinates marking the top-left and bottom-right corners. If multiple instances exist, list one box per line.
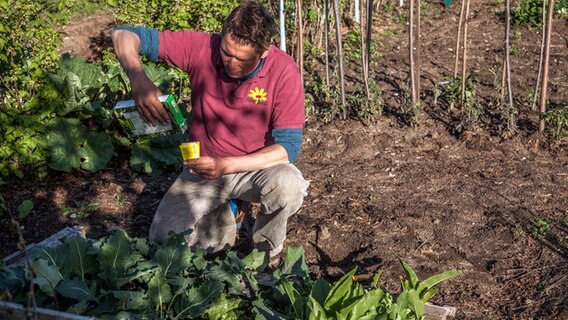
left=542, top=105, right=568, bottom=140
left=513, top=0, right=544, bottom=27
left=513, top=0, right=568, bottom=26
left=45, top=118, right=114, bottom=172
left=305, top=71, right=344, bottom=122
left=108, top=0, right=239, bottom=32
left=435, top=77, right=482, bottom=130
left=0, top=229, right=460, bottom=319
left=348, top=80, right=384, bottom=125
left=17, top=200, right=33, bottom=220
left=528, top=218, right=551, bottom=238
left=62, top=200, right=99, bottom=220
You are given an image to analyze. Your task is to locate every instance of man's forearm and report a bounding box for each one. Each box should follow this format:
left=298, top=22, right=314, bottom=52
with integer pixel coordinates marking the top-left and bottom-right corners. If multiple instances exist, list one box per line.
left=223, top=144, right=289, bottom=174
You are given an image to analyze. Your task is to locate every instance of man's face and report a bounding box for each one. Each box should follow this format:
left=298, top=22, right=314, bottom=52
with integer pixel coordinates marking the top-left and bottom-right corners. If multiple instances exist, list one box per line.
left=220, top=34, right=267, bottom=79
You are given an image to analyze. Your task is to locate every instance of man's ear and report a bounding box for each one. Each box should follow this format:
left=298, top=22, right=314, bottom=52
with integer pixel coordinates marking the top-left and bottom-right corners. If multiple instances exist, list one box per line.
left=261, top=48, right=269, bottom=59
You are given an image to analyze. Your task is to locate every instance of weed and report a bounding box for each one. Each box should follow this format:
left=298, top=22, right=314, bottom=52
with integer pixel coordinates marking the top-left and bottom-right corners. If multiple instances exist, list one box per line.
left=509, top=43, right=521, bottom=56
left=348, top=79, right=384, bottom=124
left=62, top=200, right=99, bottom=220
left=304, top=72, right=344, bottom=122
left=528, top=218, right=551, bottom=238
left=114, top=195, right=129, bottom=206
left=437, top=77, right=482, bottom=129
left=513, top=224, right=525, bottom=239
left=542, top=105, right=568, bottom=139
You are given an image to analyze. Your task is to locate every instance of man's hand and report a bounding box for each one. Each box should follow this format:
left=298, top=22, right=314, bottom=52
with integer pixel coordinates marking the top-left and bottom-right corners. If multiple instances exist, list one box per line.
left=130, top=73, right=170, bottom=126
left=185, top=157, right=228, bottom=180
left=112, top=29, right=170, bottom=126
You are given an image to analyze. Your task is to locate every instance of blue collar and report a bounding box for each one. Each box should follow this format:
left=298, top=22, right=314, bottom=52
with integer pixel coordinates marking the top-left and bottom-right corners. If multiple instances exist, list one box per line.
left=237, top=58, right=265, bottom=84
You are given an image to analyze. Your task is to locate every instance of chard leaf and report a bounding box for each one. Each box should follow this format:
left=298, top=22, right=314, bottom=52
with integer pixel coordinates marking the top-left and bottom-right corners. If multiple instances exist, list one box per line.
left=153, top=235, right=192, bottom=277
left=45, top=118, right=85, bottom=172
left=240, top=249, right=266, bottom=271
left=308, top=295, right=328, bottom=320
left=66, top=300, right=89, bottom=315
left=56, top=279, right=97, bottom=302
left=310, top=278, right=331, bottom=306
left=349, top=289, right=385, bottom=319
left=251, top=299, right=288, bottom=319
left=416, top=269, right=461, bottom=300
left=29, top=246, right=68, bottom=270
left=399, top=259, right=419, bottom=289
left=0, top=266, right=26, bottom=298
left=77, top=131, right=113, bottom=172
left=134, top=238, right=149, bottom=256
left=275, top=246, right=309, bottom=278
left=281, top=279, right=304, bottom=319
left=175, top=280, right=223, bottom=318
left=17, top=200, right=33, bottom=219
left=407, top=289, right=424, bottom=318
left=204, top=264, right=242, bottom=295
left=130, top=135, right=183, bottom=176
left=45, top=117, right=113, bottom=172
left=192, top=255, right=207, bottom=271
left=97, top=230, right=135, bottom=285
left=112, top=290, right=149, bottom=310
left=148, top=273, right=172, bottom=307
left=32, top=259, right=63, bottom=296
left=170, top=275, right=193, bottom=294
left=204, top=293, right=243, bottom=320
left=324, top=267, right=357, bottom=311
left=223, top=251, right=244, bottom=274
left=62, top=236, right=97, bottom=280
left=372, top=270, right=383, bottom=289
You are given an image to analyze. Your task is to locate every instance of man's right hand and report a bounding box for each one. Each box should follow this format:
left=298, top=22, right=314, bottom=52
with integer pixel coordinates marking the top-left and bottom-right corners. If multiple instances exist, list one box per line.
left=130, top=73, right=170, bottom=126
left=112, top=29, right=170, bottom=126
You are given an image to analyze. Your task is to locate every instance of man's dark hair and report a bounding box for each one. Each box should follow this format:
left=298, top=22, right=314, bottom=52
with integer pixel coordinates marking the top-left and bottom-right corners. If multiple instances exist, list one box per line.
left=221, top=0, right=278, bottom=53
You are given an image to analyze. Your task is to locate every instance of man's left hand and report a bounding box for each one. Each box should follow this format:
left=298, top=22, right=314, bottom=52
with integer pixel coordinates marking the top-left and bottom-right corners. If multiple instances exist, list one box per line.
left=185, top=157, right=227, bottom=180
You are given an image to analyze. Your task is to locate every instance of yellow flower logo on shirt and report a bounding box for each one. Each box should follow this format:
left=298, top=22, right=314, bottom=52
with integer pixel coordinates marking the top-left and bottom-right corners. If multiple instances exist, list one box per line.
left=248, top=87, right=267, bottom=104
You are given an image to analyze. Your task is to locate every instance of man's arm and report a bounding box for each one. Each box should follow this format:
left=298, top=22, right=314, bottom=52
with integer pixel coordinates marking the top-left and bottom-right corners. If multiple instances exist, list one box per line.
left=186, top=128, right=302, bottom=179
left=185, top=144, right=289, bottom=179
left=111, top=29, right=169, bottom=125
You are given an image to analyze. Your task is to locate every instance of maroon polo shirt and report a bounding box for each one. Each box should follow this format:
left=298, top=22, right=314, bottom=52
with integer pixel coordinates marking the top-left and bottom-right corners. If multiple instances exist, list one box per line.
left=158, top=30, right=304, bottom=158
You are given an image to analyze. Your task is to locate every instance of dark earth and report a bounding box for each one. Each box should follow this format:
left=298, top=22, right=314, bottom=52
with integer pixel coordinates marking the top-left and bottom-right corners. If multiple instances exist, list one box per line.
left=2, top=2, right=568, bottom=319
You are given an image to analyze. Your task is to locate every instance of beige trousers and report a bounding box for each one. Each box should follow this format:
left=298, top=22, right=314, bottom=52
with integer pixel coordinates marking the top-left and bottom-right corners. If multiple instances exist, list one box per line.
left=149, top=164, right=309, bottom=254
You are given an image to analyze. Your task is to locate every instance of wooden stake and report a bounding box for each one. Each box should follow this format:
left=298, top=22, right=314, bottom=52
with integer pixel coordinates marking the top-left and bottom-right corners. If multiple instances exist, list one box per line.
left=460, top=0, right=470, bottom=104
left=333, top=0, right=346, bottom=108
left=325, top=0, right=330, bottom=86
left=409, top=0, right=417, bottom=107
left=360, top=0, right=370, bottom=102
left=505, top=0, right=514, bottom=110
left=416, top=0, right=421, bottom=101
left=539, top=0, right=555, bottom=132
left=454, top=0, right=466, bottom=78
left=532, top=0, right=547, bottom=111
left=296, top=0, right=304, bottom=82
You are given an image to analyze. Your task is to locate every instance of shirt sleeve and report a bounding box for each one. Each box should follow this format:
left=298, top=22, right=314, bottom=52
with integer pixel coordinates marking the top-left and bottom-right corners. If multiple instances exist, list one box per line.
left=111, top=26, right=159, bottom=61
left=273, top=128, right=303, bottom=163
left=271, top=62, right=305, bottom=129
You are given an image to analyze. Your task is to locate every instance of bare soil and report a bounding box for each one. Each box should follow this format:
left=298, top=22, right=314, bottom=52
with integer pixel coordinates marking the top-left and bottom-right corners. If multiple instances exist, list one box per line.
left=2, top=2, right=568, bottom=319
